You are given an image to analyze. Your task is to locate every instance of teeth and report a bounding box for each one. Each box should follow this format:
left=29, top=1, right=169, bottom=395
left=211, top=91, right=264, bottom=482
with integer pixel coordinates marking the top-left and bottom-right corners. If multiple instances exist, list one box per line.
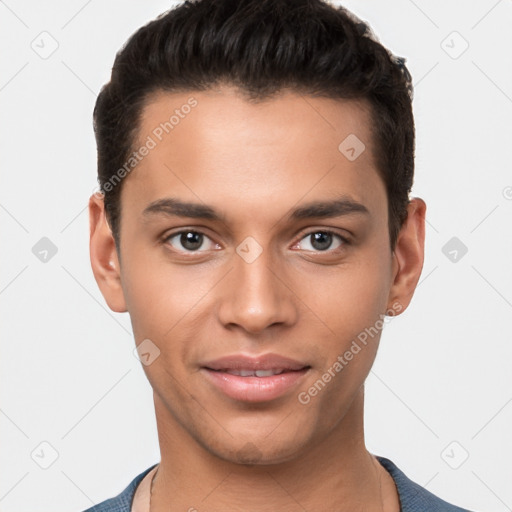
left=223, top=369, right=286, bottom=377
left=256, top=369, right=287, bottom=377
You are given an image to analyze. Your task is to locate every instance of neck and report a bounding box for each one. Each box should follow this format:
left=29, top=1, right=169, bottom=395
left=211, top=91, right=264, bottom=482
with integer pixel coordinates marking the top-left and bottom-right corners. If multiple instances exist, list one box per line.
left=150, top=387, right=399, bottom=511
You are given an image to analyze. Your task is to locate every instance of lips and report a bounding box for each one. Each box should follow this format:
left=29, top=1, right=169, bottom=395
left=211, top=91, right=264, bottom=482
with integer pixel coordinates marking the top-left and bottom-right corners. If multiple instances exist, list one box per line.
left=201, top=353, right=309, bottom=372
left=200, top=353, right=311, bottom=402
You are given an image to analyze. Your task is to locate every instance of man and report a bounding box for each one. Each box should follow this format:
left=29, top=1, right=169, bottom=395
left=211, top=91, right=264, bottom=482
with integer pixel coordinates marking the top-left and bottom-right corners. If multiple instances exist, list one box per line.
left=85, top=0, right=475, bottom=510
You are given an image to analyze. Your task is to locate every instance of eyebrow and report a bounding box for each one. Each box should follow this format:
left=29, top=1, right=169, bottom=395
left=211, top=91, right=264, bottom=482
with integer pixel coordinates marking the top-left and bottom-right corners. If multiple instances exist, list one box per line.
left=289, top=197, right=370, bottom=220
left=141, top=196, right=370, bottom=223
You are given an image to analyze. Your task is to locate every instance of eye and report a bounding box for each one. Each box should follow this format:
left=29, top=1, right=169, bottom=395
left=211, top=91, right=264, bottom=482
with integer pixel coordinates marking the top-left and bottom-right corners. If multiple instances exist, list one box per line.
left=295, top=230, right=348, bottom=252
left=164, top=230, right=219, bottom=252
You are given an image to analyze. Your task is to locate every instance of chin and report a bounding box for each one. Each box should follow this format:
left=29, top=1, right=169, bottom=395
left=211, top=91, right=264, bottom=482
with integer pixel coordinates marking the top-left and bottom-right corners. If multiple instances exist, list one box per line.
left=214, top=437, right=308, bottom=467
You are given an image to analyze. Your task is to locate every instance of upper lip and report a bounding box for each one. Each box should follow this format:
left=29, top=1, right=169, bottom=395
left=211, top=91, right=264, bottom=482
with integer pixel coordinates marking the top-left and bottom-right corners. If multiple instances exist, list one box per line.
left=201, top=353, right=310, bottom=371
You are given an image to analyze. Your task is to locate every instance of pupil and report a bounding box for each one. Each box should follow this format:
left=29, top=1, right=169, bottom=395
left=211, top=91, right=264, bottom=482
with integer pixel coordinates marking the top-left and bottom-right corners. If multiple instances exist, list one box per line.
left=181, top=232, right=203, bottom=250
left=311, top=232, right=332, bottom=251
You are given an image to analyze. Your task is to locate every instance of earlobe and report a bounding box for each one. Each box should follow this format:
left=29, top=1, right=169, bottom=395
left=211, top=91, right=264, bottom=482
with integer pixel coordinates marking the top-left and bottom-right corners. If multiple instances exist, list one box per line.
left=386, top=197, right=426, bottom=315
left=88, top=193, right=127, bottom=313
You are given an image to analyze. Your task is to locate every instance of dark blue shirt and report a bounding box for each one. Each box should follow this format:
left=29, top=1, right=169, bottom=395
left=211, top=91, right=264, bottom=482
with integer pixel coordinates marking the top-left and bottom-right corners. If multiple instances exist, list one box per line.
left=82, top=455, right=475, bottom=511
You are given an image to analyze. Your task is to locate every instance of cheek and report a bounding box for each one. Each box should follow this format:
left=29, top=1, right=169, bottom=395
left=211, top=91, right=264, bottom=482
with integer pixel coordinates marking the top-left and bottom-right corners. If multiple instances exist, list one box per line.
left=299, top=251, right=392, bottom=402
left=295, top=265, right=389, bottom=425
left=312, top=258, right=391, bottom=343
left=120, top=245, right=211, bottom=340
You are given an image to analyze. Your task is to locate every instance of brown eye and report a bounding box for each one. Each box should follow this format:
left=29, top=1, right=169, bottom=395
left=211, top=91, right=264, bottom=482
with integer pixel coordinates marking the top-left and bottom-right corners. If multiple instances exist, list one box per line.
left=180, top=232, right=203, bottom=250
left=165, top=231, right=216, bottom=252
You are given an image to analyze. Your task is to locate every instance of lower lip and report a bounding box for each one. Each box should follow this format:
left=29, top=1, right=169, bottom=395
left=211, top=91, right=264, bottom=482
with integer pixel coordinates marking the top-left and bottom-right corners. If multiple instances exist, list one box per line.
left=200, top=368, right=310, bottom=402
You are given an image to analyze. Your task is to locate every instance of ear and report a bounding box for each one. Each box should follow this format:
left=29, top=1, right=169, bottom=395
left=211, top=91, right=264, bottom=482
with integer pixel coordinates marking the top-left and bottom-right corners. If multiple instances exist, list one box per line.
left=89, top=193, right=127, bottom=313
left=386, top=197, right=426, bottom=315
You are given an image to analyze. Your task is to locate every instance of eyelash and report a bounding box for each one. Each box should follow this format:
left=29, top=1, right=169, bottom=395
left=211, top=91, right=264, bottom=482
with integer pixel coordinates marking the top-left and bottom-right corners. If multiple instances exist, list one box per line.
left=161, top=228, right=350, bottom=254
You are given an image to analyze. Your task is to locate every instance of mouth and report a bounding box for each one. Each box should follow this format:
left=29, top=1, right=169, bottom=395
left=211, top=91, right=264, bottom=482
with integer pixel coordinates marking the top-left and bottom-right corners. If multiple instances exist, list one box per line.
left=206, top=368, right=301, bottom=377
left=199, top=353, right=311, bottom=402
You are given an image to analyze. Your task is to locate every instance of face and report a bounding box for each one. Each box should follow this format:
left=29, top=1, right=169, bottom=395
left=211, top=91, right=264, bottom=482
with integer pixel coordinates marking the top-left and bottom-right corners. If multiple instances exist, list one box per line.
left=90, top=86, right=425, bottom=466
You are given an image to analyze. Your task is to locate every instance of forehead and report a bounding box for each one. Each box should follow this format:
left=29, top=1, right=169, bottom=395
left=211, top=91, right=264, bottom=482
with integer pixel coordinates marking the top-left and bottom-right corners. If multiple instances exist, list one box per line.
left=121, top=86, right=385, bottom=222
left=137, top=86, right=375, bottom=151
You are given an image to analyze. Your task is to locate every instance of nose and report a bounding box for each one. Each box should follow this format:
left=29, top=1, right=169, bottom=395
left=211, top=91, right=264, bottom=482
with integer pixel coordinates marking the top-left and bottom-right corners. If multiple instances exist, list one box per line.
left=216, top=245, right=299, bottom=335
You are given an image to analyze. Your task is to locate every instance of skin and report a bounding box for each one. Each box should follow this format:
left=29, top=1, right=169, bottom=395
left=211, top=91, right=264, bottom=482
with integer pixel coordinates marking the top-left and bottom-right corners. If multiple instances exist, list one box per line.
left=89, top=85, right=426, bottom=511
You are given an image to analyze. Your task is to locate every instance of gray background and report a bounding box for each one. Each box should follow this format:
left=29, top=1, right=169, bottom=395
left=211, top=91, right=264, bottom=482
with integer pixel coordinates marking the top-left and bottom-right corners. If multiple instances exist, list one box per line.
left=1, top=1, right=511, bottom=511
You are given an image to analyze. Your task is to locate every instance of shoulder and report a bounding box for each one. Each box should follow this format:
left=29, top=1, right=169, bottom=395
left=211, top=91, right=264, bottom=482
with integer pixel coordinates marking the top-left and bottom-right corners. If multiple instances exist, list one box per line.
left=376, top=456, right=476, bottom=512
left=80, top=464, right=158, bottom=512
